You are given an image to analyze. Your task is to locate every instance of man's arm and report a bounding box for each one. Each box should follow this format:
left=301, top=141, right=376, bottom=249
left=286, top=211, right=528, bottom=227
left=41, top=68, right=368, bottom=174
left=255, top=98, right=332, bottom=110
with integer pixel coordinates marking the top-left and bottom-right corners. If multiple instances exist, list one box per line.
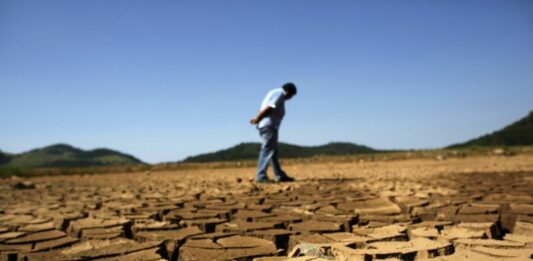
left=250, top=106, right=273, bottom=125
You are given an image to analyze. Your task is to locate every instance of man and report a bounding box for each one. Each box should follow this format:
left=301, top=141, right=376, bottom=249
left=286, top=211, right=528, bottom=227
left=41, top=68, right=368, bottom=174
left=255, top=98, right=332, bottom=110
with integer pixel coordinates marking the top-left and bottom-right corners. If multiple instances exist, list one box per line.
left=250, top=82, right=297, bottom=183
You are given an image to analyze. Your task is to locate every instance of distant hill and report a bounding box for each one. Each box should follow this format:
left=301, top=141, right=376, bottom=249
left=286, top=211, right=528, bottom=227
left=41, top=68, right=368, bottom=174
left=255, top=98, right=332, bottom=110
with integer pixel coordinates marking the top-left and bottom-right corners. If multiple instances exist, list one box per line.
left=448, top=111, right=533, bottom=148
left=183, top=142, right=377, bottom=162
left=1, top=144, right=145, bottom=168
left=0, top=151, right=12, bottom=165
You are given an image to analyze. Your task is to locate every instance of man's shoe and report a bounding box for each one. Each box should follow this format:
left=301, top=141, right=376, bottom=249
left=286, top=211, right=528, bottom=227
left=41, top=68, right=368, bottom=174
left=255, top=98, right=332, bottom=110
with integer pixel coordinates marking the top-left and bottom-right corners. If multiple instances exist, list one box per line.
left=276, top=176, right=295, bottom=182
left=255, top=178, right=274, bottom=184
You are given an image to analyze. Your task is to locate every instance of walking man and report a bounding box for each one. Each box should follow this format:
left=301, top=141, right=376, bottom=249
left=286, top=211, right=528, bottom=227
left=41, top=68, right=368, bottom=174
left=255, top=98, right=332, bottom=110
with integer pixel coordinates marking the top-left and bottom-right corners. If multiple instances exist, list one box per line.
left=250, top=82, right=297, bottom=183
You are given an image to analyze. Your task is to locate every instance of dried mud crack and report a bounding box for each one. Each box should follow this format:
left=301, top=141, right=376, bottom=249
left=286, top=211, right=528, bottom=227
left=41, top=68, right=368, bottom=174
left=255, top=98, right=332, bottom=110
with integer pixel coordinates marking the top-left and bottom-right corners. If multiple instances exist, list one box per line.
left=1, top=155, right=533, bottom=260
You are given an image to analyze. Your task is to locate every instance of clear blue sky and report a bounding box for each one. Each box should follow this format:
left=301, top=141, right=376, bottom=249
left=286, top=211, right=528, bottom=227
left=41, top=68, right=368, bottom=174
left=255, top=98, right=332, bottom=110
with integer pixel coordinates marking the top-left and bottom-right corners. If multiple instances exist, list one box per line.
left=1, top=1, right=532, bottom=163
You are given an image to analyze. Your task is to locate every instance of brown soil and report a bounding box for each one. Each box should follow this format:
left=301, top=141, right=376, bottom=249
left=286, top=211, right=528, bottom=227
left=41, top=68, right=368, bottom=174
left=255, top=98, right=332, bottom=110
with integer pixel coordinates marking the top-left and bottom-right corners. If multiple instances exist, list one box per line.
left=1, top=155, right=533, bottom=260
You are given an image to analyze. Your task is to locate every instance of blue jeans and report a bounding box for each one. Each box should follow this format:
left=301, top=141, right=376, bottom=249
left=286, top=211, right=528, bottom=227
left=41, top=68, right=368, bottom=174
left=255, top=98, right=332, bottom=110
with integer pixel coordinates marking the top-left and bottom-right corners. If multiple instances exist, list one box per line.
left=256, top=126, right=287, bottom=181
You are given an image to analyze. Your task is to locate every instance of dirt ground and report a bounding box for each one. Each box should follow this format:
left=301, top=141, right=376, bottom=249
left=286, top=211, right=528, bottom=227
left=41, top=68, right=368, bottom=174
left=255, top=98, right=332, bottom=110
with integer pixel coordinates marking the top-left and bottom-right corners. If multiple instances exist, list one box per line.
left=1, top=154, right=532, bottom=260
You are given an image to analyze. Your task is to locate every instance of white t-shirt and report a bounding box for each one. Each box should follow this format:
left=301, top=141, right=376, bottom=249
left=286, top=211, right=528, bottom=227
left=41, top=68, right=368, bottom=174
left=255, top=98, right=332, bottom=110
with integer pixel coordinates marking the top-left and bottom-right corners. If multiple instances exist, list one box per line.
left=258, top=88, right=286, bottom=129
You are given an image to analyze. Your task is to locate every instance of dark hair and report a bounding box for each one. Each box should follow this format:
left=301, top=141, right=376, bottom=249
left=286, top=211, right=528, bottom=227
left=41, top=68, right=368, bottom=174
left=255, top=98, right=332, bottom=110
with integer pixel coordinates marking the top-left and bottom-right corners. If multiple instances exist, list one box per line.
left=282, top=82, right=297, bottom=96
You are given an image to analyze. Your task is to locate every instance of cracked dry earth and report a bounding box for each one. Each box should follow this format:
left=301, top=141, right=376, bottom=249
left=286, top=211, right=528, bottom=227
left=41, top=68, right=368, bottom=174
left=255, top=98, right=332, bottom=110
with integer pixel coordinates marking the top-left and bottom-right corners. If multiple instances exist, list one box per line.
left=1, top=155, right=533, bottom=261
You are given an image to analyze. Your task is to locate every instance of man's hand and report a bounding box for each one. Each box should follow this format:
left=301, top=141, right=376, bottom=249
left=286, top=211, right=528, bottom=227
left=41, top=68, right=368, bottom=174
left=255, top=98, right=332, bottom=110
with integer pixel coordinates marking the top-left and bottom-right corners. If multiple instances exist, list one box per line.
left=250, top=106, right=272, bottom=125
left=250, top=117, right=259, bottom=125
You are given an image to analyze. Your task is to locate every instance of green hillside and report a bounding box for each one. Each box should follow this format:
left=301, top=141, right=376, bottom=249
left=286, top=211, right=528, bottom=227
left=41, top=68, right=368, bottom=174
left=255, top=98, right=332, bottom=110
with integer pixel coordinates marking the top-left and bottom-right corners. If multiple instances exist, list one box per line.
left=0, top=151, right=12, bottom=165
left=1, top=144, right=144, bottom=168
left=183, top=142, right=377, bottom=162
left=448, top=111, right=533, bottom=148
